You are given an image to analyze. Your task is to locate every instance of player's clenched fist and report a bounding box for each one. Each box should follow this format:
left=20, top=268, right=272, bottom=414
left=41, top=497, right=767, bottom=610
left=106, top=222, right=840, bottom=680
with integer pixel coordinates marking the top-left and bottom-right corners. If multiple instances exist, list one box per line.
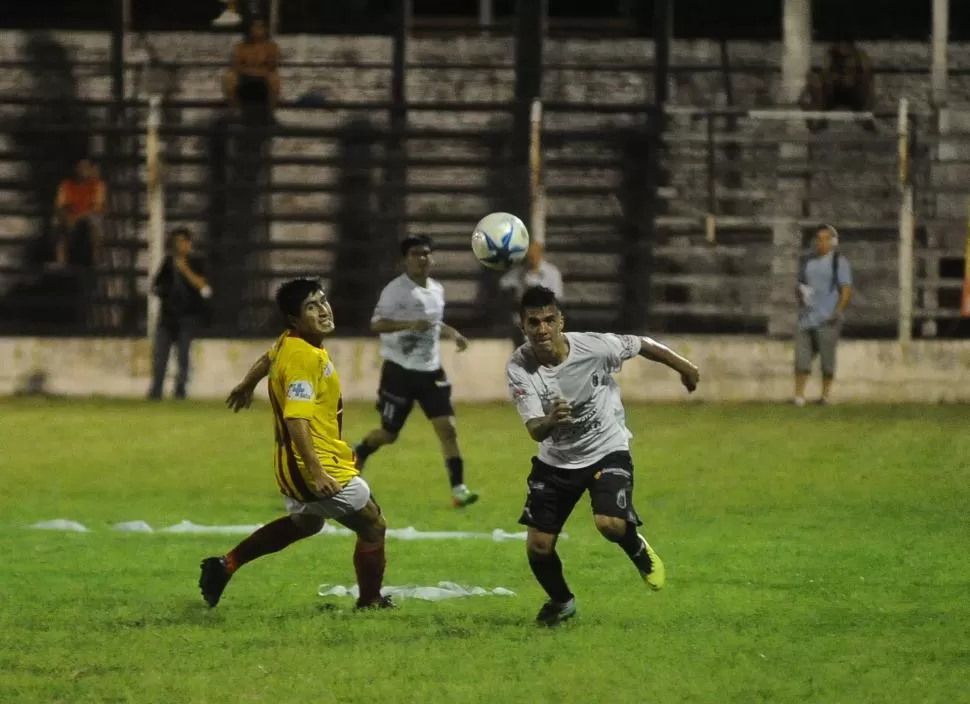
left=311, top=473, right=342, bottom=499
left=680, top=366, right=700, bottom=393
left=549, top=398, right=572, bottom=425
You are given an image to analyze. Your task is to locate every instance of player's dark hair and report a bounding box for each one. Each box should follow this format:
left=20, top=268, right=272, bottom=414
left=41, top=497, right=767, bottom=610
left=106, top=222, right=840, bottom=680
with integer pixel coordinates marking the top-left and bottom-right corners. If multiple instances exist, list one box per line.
left=519, top=286, right=560, bottom=317
left=276, top=278, right=323, bottom=322
left=400, top=235, right=434, bottom=257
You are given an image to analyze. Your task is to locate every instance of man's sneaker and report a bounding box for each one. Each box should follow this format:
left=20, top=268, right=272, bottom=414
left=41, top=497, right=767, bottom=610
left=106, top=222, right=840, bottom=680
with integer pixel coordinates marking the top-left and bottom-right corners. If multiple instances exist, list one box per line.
left=199, top=557, right=232, bottom=607
left=637, top=535, right=665, bottom=591
left=790, top=397, right=806, bottom=407
left=355, top=594, right=396, bottom=610
left=451, top=485, right=479, bottom=508
left=535, top=597, right=577, bottom=627
left=814, top=397, right=829, bottom=406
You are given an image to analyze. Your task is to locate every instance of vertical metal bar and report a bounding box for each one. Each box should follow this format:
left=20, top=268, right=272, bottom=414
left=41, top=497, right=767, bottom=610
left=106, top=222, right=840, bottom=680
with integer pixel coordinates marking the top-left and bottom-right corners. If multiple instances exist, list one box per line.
left=146, top=96, right=165, bottom=345
left=897, top=97, right=914, bottom=344
left=478, top=0, right=493, bottom=29
left=529, top=99, right=544, bottom=246
left=388, top=0, right=410, bottom=250
left=514, top=0, right=545, bottom=232
left=653, top=0, right=670, bottom=106
left=931, top=0, right=949, bottom=108
left=269, top=0, right=280, bottom=36
left=639, top=0, right=672, bottom=330
left=706, top=112, right=715, bottom=217
left=769, top=0, right=812, bottom=338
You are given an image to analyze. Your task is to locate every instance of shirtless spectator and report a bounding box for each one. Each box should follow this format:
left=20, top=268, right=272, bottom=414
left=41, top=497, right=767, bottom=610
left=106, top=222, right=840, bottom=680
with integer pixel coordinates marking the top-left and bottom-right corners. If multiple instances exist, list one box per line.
left=225, top=18, right=281, bottom=114
left=52, top=158, right=106, bottom=269
left=804, top=40, right=876, bottom=132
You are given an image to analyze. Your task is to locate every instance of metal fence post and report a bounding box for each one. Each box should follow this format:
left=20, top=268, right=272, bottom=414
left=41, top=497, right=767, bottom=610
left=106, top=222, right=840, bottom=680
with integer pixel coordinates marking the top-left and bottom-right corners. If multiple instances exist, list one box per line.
left=897, top=97, right=915, bottom=345
left=146, top=96, right=165, bottom=345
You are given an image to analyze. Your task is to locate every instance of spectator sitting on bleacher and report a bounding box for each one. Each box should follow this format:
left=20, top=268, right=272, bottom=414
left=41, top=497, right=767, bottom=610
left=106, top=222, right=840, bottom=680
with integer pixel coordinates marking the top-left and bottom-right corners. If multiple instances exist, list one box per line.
left=499, top=242, right=564, bottom=348
left=803, top=40, right=876, bottom=132
left=225, top=18, right=280, bottom=116
left=51, top=158, right=105, bottom=269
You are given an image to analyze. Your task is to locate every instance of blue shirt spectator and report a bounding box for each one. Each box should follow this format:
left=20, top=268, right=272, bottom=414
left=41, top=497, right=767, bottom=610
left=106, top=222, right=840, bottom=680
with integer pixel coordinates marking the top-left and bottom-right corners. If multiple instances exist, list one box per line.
left=798, top=249, right=852, bottom=329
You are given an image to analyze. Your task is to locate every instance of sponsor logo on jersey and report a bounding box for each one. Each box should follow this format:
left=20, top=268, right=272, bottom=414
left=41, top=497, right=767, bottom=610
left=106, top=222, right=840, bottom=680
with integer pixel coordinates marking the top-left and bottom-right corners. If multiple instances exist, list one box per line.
left=287, top=380, right=314, bottom=401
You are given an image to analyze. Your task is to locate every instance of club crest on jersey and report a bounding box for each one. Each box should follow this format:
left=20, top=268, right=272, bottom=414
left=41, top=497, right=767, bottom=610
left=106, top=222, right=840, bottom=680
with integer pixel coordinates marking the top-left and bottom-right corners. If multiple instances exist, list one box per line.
left=287, top=380, right=314, bottom=401
left=591, top=373, right=601, bottom=387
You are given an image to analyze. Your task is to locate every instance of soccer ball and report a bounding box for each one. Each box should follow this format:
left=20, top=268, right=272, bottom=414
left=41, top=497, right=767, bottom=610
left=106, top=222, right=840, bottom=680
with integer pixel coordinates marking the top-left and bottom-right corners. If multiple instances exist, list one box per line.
left=471, top=212, right=530, bottom=271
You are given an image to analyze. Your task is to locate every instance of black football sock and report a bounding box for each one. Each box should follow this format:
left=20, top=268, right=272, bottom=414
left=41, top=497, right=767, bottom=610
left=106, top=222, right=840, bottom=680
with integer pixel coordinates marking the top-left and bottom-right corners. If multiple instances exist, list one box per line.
left=445, top=456, right=464, bottom=488
left=528, top=552, right=573, bottom=604
left=613, top=521, right=653, bottom=573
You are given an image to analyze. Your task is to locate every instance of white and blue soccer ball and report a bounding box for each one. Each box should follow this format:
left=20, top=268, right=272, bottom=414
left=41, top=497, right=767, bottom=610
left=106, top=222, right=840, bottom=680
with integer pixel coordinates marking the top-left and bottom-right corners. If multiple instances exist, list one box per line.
left=471, top=212, right=530, bottom=271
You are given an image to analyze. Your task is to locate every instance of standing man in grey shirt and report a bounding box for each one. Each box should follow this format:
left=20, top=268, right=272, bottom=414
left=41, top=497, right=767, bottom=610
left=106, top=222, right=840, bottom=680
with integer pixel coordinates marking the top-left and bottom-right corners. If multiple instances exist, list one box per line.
left=499, top=242, right=564, bottom=348
left=793, top=225, right=853, bottom=406
left=506, top=286, right=700, bottom=626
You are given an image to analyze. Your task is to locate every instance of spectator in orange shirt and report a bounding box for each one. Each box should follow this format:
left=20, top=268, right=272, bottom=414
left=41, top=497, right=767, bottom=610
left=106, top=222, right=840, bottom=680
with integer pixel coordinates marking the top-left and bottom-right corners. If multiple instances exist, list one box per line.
left=52, top=158, right=105, bottom=268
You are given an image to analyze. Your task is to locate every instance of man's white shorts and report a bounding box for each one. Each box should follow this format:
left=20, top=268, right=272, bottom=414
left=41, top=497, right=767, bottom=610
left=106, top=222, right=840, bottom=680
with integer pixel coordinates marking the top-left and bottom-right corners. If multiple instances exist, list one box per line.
left=283, top=476, right=371, bottom=519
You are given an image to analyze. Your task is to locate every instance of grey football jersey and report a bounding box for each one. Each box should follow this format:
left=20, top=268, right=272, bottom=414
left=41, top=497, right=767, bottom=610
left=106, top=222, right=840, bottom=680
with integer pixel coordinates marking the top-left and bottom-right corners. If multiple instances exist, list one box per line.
left=371, top=274, right=445, bottom=372
left=505, top=332, right=641, bottom=469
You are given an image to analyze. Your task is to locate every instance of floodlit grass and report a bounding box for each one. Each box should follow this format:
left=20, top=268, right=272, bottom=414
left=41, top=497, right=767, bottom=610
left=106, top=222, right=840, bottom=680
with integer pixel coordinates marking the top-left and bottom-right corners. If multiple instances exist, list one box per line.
left=1, top=398, right=968, bottom=703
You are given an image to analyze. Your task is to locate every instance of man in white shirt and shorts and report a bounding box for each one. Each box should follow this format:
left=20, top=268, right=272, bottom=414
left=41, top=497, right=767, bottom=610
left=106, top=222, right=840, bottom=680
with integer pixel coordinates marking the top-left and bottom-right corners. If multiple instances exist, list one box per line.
left=353, top=235, right=479, bottom=508
left=506, top=286, right=700, bottom=626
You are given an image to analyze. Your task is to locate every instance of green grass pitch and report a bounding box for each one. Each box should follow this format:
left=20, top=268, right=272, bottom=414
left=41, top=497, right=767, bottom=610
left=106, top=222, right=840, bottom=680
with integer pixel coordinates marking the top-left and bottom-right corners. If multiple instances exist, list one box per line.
left=1, top=398, right=968, bottom=703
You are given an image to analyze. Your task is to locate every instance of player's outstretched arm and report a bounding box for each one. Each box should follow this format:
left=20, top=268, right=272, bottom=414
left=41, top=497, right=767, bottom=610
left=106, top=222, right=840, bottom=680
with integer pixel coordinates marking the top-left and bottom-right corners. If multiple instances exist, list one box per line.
left=225, top=353, right=271, bottom=412
left=638, top=336, right=700, bottom=393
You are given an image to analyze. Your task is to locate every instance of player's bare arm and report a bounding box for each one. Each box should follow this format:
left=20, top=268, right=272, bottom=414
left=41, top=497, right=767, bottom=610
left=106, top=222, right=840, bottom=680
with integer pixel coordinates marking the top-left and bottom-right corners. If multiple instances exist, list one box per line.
left=440, top=324, right=469, bottom=352
left=524, top=398, right=573, bottom=442
left=637, top=337, right=700, bottom=392
left=285, top=417, right=341, bottom=498
left=370, top=319, right=432, bottom=333
left=225, top=353, right=271, bottom=412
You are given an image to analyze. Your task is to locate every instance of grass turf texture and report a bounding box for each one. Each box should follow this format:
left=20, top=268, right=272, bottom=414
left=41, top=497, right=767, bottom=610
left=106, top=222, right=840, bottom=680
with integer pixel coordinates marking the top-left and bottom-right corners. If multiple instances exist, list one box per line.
left=1, top=398, right=968, bottom=703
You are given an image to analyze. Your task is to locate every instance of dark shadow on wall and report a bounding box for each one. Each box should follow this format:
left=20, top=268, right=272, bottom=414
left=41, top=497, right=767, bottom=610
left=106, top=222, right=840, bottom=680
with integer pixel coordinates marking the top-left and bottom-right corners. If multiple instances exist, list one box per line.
left=203, top=107, right=273, bottom=336
left=0, top=32, right=94, bottom=331
left=327, top=118, right=387, bottom=335
left=477, top=122, right=522, bottom=336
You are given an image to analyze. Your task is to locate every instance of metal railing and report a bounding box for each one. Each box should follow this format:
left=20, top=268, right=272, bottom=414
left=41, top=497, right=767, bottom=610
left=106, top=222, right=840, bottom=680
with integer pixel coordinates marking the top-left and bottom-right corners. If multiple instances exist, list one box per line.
left=2, top=95, right=968, bottom=340
left=0, top=95, right=659, bottom=337
left=643, top=100, right=970, bottom=340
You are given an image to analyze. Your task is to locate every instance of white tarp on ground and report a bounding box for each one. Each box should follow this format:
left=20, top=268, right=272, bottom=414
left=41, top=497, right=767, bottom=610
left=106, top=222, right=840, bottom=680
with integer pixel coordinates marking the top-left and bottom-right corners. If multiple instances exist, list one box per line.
left=29, top=519, right=90, bottom=532
left=319, top=581, right=516, bottom=601
left=29, top=519, right=567, bottom=542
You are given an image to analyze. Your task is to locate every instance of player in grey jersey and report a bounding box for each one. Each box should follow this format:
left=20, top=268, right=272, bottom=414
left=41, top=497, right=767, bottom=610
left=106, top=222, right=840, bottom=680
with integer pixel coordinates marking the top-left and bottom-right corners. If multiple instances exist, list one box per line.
left=506, top=286, right=700, bottom=626
left=353, top=235, right=479, bottom=508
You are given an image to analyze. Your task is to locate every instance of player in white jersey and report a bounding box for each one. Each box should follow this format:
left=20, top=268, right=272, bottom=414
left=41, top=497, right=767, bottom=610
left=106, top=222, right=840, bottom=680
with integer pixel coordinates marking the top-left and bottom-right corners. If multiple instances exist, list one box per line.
left=353, top=235, right=479, bottom=508
left=506, top=286, right=700, bottom=626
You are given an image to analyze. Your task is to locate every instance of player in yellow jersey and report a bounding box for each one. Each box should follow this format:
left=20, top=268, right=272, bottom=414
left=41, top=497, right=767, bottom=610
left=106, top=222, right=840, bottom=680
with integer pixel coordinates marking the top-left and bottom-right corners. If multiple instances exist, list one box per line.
left=199, top=278, right=391, bottom=610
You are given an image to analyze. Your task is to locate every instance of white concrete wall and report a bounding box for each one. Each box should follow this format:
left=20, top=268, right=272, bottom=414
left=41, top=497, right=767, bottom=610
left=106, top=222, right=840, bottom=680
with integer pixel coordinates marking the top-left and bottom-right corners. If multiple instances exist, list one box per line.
left=1, top=336, right=968, bottom=403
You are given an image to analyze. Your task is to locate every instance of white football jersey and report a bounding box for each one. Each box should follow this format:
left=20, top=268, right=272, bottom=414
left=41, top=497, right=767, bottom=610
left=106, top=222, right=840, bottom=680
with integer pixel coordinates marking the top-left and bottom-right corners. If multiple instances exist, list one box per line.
left=506, top=332, right=641, bottom=469
left=371, top=274, right=445, bottom=372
